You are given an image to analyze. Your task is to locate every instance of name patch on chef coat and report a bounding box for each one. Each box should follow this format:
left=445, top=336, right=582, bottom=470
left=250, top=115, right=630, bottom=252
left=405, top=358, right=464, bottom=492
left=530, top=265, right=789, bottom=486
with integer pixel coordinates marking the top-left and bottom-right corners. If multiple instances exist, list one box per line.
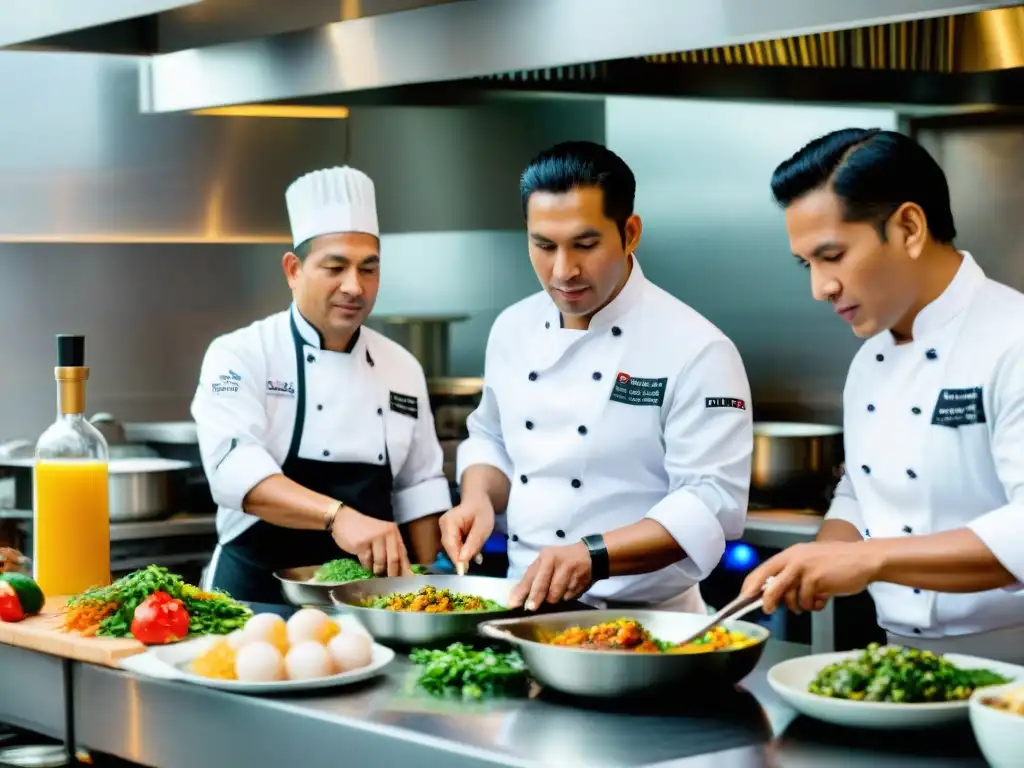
left=266, top=380, right=296, bottom=397
left=211, top=369, right=242, bottom=395
left=609, top=372, right=668, bottom=407
left=705, top=397, right=746, bottom=410
left=931, top=386, right=986, bottom=428
left=389, top=391, right=419, bottom=419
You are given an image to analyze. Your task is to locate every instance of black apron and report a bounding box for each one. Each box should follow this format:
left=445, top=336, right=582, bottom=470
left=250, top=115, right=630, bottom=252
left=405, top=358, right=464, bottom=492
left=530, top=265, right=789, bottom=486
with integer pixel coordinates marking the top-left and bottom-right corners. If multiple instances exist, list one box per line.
left=211, top=316, right=395, bottom=604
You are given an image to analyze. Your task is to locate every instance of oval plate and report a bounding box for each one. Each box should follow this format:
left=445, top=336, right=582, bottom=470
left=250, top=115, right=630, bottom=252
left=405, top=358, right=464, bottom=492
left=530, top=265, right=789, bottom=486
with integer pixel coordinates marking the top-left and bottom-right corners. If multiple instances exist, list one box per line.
left=768, top=650, right=1024, bottom=730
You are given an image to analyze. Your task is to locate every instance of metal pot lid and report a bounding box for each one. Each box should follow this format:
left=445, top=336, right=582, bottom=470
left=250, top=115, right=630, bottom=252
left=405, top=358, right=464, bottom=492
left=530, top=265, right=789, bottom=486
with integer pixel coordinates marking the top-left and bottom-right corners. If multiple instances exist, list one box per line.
left=753, top=421, right=842, bottom=437
left=0, top=745, right=69, bottom=767
left=108, top=458, right=192, bottom=474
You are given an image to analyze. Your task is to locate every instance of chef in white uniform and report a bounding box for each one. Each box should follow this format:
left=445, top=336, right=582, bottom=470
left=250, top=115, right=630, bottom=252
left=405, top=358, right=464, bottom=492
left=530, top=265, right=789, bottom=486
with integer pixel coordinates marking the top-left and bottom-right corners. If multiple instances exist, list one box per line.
left=742, top=128, right=1024, bottom=664
left=441, top=141, right=753, bottom=613
left=192, top=166, right=451, bottom=603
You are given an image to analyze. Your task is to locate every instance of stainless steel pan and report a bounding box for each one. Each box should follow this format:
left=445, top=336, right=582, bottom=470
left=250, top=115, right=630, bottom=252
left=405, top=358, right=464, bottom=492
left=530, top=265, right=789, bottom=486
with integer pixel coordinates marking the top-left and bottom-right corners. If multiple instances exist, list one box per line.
left=275, top=563, right=438, bottom=607
left=751, top=421, right=844, bottom=509
left=330, top=574, right=520, bottom=646
left=0, top=457, right=191, bottom=522
left=477, top=609, right=769, bottom=698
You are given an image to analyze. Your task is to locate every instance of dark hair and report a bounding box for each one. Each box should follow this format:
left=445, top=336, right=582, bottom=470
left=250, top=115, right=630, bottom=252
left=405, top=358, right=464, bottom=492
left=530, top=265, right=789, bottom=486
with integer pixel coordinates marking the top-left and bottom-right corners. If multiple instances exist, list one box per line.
left=293, top=239, right=312, bottom=260
left=519, top=141, right=636, bottom=244
left=770, top=128, right=956, bottom=244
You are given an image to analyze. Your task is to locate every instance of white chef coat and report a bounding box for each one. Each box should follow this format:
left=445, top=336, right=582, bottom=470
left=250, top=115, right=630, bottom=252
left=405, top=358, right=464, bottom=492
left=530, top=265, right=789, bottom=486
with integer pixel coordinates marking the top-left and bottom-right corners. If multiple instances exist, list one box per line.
left=826, top=251, right=1024, bottom=642
left=456, top=257, right=753, bottom=606
left=191, top=304, right=452, bottom=546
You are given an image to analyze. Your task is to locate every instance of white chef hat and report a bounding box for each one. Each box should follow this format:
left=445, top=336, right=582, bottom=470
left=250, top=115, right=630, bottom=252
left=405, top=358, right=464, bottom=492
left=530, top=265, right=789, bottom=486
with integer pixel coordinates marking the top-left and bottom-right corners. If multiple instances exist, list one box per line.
left=284, top=166, right=379, bottom=247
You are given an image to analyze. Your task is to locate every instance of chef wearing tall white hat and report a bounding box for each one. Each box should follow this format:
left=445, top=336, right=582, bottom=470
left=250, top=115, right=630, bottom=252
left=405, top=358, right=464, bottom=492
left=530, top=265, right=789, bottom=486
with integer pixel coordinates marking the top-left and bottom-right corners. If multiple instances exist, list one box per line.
left=191, top=166, right=452, bottom=603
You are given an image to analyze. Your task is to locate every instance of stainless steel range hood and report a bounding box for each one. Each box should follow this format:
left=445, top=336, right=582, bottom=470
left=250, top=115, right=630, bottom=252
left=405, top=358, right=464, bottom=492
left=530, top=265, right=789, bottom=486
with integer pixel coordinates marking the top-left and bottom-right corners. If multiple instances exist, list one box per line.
left=0, top=0, right=200, bottom=49
left=139, top=0, right=1023, bottom=113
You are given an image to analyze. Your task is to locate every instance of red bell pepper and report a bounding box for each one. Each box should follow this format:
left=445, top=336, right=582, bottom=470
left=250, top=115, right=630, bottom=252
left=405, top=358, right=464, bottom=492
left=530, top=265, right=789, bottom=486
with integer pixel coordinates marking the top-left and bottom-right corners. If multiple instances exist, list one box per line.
left=0, top=581, right=24, bottom=622
left=130, top=590, right=190, bottom=644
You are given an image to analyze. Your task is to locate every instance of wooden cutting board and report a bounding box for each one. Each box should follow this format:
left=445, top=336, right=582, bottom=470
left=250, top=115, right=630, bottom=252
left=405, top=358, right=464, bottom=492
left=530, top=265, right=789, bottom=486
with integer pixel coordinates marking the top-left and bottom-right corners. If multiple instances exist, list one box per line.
left=0, top=597, right=144, bottom=668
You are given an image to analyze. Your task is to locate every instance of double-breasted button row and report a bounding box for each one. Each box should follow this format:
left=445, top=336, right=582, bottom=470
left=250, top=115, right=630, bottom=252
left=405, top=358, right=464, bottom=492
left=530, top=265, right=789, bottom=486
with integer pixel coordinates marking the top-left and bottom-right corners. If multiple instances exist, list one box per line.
left=528, top=370, right=608, bottom=383
left=874, top=349, right=938, bottom=362
left=861, top=464, right=919, bottom=478
left=866, top=404, right=924, bottom=415
left=518, top=475, right=583, bottom=489
left=507, top=531, right=567, bottom=542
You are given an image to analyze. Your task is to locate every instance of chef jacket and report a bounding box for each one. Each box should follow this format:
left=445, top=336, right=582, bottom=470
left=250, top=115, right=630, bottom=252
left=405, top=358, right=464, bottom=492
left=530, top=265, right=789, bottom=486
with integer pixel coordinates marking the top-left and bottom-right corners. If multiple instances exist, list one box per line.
left=191, top=304, right=452, bottom=545
left=826, top=251, right=1024, bottom=639
left=456, top=257, right=753, bottom=605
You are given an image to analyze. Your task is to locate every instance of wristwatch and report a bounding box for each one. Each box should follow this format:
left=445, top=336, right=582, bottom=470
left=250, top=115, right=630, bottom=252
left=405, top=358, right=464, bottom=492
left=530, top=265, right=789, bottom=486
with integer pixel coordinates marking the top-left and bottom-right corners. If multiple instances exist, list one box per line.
left=581, top=533, right=610, bottom=582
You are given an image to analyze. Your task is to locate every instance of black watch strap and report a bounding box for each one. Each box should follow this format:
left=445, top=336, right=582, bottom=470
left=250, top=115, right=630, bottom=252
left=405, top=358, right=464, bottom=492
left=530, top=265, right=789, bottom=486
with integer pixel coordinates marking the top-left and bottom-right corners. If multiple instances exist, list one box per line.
left=582, top=533, right=610, bottom=582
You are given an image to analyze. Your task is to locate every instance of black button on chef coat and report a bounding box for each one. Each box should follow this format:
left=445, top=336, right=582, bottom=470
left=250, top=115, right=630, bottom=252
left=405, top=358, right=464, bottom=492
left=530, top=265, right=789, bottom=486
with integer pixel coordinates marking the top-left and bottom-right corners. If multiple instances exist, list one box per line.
left=926, top=349, right=938, bottom=360
left=556, top=530, right=565, bottom=538
left=906, top=469, right=917, bottom=479
left=592, top=372, right=602, bottom=381
left=511, top=534, right=519, bottom=542
left=867, top=404, right=875, bottom=412
left=528, top=371, right=538, bottom=381
left=577, top=425, right=588, bottom=435
left=611, top=326, right=622, bottom=337
left=307, top=354, right=315, bottom=363
left=520, top=475, right=528, bottom=484
left=912, top=407, right=921, bottom=415
left=861, top=465, right=871, bottom=474
left=571, top=479, right=582, bottom=489
left=902, top=525, right=913, bottom=534
left=875, top=354, right=885, bottom=362
left=525, top=420, right=534, bottom=430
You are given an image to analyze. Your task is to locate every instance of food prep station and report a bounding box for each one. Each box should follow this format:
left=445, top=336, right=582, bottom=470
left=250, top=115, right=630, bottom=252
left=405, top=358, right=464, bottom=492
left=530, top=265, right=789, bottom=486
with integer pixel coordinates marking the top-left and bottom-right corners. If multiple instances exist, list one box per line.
left=0, top=627, right=998, bottom=768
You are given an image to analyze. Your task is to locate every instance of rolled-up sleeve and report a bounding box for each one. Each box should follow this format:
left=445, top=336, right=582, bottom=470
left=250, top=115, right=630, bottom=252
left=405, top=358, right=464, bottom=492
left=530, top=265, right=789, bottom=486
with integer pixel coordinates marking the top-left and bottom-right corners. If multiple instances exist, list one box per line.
left=190, top=340, right=281, bottom=512
left=456, top=326, right=513, bottom=482
left=824, top=472, right=863, bottom=531
left=646, top=338, right=753, bottom=581
left=392, top=372, right=452, bottom=525
left=967, top=341, right=1024, bottom=584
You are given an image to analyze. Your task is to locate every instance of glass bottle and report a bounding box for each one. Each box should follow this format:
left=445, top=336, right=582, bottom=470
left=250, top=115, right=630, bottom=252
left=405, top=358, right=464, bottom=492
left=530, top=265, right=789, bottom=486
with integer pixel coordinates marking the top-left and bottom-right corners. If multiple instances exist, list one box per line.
left=33, top=334, right=110, bottom=596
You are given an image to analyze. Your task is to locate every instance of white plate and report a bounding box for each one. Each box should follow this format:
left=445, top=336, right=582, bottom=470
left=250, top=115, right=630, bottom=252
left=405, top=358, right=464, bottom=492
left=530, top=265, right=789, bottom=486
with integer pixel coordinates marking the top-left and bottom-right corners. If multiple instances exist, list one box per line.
left=145, top=636, right=395, bottom=694
left=767, top=650, right=1024, bottom=730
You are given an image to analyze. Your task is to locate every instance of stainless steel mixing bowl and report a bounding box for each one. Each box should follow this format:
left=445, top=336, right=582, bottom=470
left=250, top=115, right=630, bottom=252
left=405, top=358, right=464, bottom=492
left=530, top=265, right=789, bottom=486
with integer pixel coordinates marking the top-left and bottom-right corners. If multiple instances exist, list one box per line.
left=275, top=563, right=439, bottom=607
left=477, top=609, right=770, bottom=698
left=330, top=574, right=519, bottom=646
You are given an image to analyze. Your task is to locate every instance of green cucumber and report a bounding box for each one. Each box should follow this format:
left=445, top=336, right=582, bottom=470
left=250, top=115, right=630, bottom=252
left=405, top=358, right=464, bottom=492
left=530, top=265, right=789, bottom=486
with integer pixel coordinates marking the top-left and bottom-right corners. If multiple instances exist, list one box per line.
left=0, top=572, right=45, bottom=615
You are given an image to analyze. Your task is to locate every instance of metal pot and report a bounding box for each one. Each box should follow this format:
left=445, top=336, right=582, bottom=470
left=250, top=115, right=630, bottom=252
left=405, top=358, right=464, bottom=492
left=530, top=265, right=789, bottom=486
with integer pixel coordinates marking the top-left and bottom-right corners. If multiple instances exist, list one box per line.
left=0, top=457, right=191, bottom=522
left=750, top=421, right=844, bottom=510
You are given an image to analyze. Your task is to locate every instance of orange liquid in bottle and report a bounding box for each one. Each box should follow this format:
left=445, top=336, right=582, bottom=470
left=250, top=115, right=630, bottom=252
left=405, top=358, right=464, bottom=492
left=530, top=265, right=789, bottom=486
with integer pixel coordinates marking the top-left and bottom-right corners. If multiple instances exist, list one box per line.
left=33, top=459, right=111, bottom=596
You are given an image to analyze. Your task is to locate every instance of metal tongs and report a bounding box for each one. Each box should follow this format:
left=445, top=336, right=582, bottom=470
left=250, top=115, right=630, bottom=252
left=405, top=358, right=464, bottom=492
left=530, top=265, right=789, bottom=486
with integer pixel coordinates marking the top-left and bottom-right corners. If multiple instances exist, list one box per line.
left=675, top=576, right=773, bottom=647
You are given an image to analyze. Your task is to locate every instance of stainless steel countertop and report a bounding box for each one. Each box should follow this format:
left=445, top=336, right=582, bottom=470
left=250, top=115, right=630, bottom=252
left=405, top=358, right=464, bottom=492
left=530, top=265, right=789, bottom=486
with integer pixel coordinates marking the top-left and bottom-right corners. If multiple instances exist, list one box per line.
left=0, top=643, right=68, bottom=741
left=71, top=640, right=989, bottom=768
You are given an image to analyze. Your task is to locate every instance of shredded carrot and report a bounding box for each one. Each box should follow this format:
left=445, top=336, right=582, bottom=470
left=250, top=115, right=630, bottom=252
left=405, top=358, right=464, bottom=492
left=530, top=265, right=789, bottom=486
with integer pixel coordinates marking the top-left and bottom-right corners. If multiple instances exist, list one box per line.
left=62, top=599, right=118, bottom=636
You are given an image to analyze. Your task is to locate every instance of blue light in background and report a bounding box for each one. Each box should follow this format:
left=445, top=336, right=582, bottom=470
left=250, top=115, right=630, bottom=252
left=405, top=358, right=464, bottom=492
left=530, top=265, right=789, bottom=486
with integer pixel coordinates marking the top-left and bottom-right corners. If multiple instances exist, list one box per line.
left=723, top=542, right=759, bottom=572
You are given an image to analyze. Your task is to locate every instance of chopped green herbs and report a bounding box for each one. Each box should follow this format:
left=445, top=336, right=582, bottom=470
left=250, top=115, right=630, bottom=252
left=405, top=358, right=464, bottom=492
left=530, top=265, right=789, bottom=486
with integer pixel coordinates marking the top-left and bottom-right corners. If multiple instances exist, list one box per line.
left=809, top=643, right=1012, bottom=703
left=312, top=559, right=427, bottom=583
left=409, top=643, right=529, bottom=700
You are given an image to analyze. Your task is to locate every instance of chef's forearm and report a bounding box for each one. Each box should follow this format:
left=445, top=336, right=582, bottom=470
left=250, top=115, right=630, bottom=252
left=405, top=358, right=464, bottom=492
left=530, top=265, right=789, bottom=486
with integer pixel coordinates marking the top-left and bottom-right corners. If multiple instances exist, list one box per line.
left=864, top=528, right=1016, bottom=592
left=603, top=519, right=685, bottom=576
left=242, top=474, right=337, bottom=530
left=459, top=464, right=511, bottom=514
left=816, top=519, right=863, bottom=543
left=402, top=514, right=442, bottom=564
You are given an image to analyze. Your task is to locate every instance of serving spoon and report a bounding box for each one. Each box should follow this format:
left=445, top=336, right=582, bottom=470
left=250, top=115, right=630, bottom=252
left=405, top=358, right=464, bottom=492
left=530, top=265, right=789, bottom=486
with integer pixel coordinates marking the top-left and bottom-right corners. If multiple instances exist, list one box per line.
left=675, top=576, right=774, bottom=647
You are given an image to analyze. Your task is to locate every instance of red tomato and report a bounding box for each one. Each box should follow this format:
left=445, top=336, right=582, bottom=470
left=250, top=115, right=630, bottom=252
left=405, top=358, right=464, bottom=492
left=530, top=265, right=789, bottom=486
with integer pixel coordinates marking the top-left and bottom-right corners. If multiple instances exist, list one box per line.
left=130, top=590, right=190, bottom=644
left=0, top=581, right=24, bottom=622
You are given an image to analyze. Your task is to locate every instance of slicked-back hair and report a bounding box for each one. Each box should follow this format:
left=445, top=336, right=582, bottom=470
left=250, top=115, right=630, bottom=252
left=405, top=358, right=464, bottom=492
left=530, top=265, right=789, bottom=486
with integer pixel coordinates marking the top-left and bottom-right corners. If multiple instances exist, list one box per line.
left=520, top=141, right=636, bottom=245
left=770, top=128, right=956, bottom=244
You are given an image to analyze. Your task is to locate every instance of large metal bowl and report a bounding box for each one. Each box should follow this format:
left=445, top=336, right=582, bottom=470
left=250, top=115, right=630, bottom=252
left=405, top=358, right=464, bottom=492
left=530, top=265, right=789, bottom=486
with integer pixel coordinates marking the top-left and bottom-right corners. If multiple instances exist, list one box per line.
left=330, top=574, right=519, bottom=646
left=274, top=564, right=436, bottom=607
left=477, top=609, right=770, bottom=698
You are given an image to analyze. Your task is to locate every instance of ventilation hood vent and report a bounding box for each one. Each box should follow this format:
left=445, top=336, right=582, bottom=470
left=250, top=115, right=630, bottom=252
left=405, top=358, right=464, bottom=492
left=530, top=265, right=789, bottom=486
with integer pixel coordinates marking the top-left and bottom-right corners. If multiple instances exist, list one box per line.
left=136, top=0, right=1022, bottom=113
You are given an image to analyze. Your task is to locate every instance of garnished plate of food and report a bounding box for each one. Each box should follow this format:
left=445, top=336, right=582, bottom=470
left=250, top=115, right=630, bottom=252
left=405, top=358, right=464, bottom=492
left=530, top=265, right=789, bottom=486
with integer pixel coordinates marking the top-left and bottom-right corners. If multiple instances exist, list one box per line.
left=144, top=607, right=394, bottom=693
left=767, top=643, right=1021, bottom=729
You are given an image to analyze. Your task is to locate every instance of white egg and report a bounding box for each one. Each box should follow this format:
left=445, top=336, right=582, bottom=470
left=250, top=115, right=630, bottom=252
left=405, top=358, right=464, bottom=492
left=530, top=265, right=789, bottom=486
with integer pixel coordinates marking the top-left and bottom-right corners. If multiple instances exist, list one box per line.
left=225, top=629, right=248, bottom=650
left=243, top=613, right=288, bottom=653
left=235, top=641, right=285, bottom=683
left=327, top=632, right=373, bottom=673
left=284, top=641, right=334, bottom=680
left=286, top=607, right=333, bottom=646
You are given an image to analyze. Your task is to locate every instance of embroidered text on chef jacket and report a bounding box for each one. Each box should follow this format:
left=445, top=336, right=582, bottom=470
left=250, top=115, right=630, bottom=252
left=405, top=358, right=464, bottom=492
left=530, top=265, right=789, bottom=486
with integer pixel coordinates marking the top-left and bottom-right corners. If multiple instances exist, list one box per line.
left=191, top=304, right=452, bottom=545
left=827, top=251, right=1024, bottom=638
left=457, top=258, right=753, bottom=605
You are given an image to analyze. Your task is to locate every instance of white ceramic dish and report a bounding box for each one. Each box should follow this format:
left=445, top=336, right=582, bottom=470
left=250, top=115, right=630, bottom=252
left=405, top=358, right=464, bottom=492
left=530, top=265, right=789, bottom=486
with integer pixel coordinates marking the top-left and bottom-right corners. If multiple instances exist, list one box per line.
left=969, top=682, right=1024, bottom=768
left=146, top=635, right=395, bottom=694
left=768, top=650, right=1024, bottom=730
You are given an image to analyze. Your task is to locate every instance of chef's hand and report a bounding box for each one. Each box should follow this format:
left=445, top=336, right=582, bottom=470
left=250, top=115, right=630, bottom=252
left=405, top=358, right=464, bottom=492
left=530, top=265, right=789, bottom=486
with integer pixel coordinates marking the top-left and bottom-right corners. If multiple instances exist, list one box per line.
left=509, top=543, right=593, bottom=611
left=331, top=509, right=411, bottom=577
left=0, top=548, right=30, bottom=575
left=438, top=497, right=495, bottom=574
left=741, top=541, right=878, bottom=614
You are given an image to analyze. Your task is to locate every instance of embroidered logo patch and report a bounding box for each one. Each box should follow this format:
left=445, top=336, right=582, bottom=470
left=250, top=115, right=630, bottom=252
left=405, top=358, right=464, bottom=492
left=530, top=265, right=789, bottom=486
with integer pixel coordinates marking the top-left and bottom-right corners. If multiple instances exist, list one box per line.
left=609, top=372, right=668, bottom=407
left=211, top=369, right=242, bottom=394
left=266, top=380, right=296, bottom=397
left=931, top=386, right=986, bottom=428
left=705, top=397, right=746, bottom=410
left=389, top=391, right=419, bottom=419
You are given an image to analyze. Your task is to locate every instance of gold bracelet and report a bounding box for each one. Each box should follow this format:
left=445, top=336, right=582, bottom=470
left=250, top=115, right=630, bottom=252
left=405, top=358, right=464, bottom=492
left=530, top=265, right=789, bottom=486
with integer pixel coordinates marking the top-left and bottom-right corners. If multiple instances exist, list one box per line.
left=324, top=500, right=344, bottom=531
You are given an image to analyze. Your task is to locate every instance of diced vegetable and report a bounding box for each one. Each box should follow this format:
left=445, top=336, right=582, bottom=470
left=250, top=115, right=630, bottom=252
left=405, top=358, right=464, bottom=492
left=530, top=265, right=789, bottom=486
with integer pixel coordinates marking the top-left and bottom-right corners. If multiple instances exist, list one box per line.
left=809, top=643, right=1012, bottom=703
left=409, top=643, right=529, bottom=700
